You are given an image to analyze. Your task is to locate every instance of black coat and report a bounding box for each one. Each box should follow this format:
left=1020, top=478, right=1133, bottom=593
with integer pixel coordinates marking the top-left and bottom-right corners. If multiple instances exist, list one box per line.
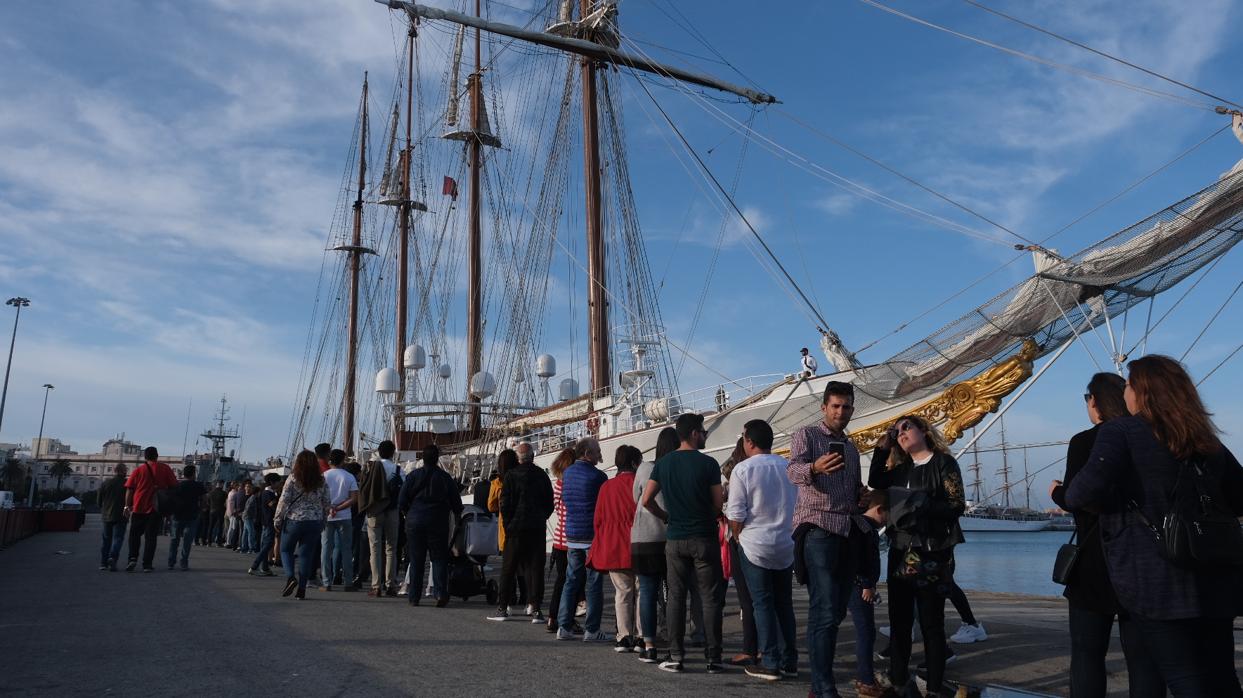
left=1051, top=425, right=1120, bottom=615
left=399, top=464, right=464, bottom=525
left=869, top=448, right=965, bottom=552
left=500, top=463, right=555, bottom=532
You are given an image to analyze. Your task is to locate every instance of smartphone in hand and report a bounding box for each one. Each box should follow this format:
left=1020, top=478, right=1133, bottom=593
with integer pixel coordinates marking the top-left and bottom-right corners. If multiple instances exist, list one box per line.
left=828, top=441, right=846, bottom=458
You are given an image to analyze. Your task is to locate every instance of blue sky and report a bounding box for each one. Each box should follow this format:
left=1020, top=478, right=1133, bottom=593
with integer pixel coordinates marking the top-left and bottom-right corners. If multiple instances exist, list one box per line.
left=1, top=0, right=1240, bottom=508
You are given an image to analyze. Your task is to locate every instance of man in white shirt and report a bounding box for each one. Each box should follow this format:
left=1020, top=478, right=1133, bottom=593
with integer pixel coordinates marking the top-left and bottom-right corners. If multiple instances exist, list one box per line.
left=800, top=347, right=818, bottom=378
left=724, top=419, right=799, bottom=681
left=320, top=449, right=360, bottom=592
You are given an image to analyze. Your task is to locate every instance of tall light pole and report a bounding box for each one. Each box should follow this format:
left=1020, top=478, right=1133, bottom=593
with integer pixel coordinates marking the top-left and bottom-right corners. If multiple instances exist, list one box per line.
left=28, top=383, right=53, bottom=505
left=0, top=297, right=31, bottom=435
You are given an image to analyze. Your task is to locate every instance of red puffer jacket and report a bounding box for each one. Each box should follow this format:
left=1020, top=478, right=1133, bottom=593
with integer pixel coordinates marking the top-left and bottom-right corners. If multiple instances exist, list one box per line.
left=587, top=471, right=635, bottom=571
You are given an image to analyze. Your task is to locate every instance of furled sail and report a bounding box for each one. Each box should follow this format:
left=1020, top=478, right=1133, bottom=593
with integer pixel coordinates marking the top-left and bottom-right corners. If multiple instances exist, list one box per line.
left=861, top=159, right=1243, bottom=402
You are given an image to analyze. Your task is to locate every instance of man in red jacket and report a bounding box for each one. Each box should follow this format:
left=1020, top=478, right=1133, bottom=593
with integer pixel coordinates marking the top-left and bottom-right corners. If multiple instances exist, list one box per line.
left=124, top=446, right=178, bottom=572
left=589, top=444, right=643, bottom=653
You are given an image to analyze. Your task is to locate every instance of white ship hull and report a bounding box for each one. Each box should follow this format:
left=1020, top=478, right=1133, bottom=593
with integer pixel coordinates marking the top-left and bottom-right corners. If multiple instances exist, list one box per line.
left=960, top=515, right=1051, bottom=532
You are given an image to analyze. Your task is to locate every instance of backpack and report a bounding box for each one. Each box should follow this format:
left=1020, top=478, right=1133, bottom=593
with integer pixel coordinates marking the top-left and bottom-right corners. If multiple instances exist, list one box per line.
left=1133, top=458, right=1243, bottom=569
left=385, top=466, right=403, bottom=511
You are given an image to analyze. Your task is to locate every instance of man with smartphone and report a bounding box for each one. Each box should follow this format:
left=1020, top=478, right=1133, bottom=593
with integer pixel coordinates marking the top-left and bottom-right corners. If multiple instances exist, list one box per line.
left=787, top=381, right=864, bottom=697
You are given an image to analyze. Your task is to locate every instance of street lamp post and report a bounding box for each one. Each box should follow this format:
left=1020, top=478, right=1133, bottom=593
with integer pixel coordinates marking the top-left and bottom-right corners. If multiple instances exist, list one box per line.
left=0, top=297, right=31, bottom=435
left=28, top=383, right=54, bottom=506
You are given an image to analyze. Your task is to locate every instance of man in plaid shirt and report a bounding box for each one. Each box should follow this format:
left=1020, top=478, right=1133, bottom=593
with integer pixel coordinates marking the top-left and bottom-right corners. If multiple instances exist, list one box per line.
left=786, top=381, right=864, bottom=697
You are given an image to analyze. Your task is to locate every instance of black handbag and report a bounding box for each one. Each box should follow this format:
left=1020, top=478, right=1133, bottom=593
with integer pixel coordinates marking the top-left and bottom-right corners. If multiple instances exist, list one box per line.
left=894, top=546, right=954, bottom=596
left=1132, top=459, right=1243, bottom=569
left=1051, top=524, right=1094, bottom=585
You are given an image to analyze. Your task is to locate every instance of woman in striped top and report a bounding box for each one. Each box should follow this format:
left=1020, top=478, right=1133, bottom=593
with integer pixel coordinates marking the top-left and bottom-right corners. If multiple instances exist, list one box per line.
left=545, top=448, right=577, bottom=633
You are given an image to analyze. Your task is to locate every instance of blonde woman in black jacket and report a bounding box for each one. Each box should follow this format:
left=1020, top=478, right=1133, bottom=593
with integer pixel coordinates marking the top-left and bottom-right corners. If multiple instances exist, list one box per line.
left=868, top=415, right=966, bottom=698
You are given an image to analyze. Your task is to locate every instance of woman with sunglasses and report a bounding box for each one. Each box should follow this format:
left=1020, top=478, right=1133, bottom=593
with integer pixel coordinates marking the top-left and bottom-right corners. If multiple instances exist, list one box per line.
left=1049, top=373, right=1131, bottom=697
left=868, top=415, right=965, bottom=697
left=1066, top=356, right=1243, bottom=696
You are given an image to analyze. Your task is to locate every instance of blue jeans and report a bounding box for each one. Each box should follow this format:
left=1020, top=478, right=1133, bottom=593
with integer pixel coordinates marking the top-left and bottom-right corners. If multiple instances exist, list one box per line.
left=280, top=519, right=324, bottom=591
left=637, top=573, right=662, bottom=642
left=739, top=548, right=798, bottom=672
left=320, top=519, right=354, bottom=586
left=242, top=520, right=256, bottom=553
left=101, top=520, right=127, bottom=565
left=559, top=546, right=603, bottom=633
left=847, top=586, right=877, bottom=684
left=167, top=518, right=197, bottom=567
left=251, top=525, right=275, bottom=571
left=1120, top=616, right=1243, bottom=698
left=804, top=528, right=854, bottom=697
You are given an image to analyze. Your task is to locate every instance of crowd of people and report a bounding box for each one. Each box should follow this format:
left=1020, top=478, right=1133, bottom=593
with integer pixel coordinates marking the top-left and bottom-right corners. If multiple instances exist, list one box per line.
left=93, top=354, right=1242, bottom=697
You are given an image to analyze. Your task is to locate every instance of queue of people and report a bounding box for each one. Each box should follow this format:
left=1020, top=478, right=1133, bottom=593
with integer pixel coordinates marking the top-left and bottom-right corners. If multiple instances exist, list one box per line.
left=92, top=353, right=1242, bottom=697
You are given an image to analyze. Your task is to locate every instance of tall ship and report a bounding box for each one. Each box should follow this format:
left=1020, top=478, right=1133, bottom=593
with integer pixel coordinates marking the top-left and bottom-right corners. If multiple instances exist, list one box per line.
left=287, top=1, right=1243, bottom=487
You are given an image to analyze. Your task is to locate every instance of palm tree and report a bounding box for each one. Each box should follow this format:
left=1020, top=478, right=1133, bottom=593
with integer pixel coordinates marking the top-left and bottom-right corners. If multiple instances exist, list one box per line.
left=48, top=459, right=73, bottom=492
left=0, top=457, right=24, bottom=490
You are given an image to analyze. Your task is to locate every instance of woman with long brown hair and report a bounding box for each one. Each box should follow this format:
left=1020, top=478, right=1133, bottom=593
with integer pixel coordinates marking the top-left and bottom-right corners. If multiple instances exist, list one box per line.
left=1066, top=355, right=1243, bottom=696
left=273, top=450, right=330, bottom=600
left=868, top=414, right=965, bottom=697
left=545, top=447, right=579, bottom=633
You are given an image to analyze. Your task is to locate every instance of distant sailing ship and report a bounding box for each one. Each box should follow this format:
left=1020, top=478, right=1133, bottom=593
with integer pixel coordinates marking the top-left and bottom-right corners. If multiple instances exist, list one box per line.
left=960, top=421, right=1052, bottom=532
left=287, top=1, right=1243, bottom=489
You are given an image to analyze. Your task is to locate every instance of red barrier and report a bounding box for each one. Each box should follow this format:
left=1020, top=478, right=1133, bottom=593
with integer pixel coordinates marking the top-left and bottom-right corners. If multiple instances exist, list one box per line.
left=0, top=509, right=39, bottom=549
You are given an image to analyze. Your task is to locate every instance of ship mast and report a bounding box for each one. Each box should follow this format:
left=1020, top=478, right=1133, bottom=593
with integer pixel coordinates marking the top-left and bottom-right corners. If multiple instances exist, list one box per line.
left=342, top=75, right=370, bottom=456
left=579, top=0, right=608, bottom=397
left=395, top=27, right=415, bottom=431
left=465, top=0, right=484, bottom=432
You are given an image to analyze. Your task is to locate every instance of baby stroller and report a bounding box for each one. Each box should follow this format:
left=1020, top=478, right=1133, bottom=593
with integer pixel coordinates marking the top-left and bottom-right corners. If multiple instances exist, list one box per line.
left=447, top=504, right=498, bottom=604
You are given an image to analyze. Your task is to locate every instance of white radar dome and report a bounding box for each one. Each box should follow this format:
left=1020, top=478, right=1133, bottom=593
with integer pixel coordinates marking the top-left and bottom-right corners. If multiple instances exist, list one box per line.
left=437, top=364, right=452, bottom=380
left=558, top=377, right=579, bottom=402
left=374, top=367, right=400, bottom=394
left=404, top=344, right=427, bottom=371
left=469, top=371, right=497, bottom=400
left=536, top=354, right=557, bottom=379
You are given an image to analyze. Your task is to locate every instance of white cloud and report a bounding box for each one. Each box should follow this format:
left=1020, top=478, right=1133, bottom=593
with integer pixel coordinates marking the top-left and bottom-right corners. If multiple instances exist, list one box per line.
left=814, top=192, right=858, bottom=216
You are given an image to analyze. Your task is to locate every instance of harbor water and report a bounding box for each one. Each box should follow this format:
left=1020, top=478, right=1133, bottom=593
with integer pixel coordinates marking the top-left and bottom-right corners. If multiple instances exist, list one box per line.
left=883, top=530, right=1071, bottom=597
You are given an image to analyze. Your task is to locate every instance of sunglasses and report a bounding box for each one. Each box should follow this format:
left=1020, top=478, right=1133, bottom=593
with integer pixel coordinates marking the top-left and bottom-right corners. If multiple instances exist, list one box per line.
left=1083, top=393, right=1092, bottom=402
left=895, top=421, right=921, bottom=433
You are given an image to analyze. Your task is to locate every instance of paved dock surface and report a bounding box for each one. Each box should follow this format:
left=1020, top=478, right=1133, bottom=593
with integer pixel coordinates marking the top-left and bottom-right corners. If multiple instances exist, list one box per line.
left=2, top=517, right=1239, bottom=696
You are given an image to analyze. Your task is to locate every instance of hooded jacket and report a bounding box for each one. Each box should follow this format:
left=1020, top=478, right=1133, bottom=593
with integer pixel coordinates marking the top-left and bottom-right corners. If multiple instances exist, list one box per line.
left=588, top=471, right=636, bottom=571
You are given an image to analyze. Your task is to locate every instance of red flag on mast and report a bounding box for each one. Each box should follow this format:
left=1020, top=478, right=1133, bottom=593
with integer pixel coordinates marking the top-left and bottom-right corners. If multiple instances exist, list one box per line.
left=442, top=176, right=459, bottom=201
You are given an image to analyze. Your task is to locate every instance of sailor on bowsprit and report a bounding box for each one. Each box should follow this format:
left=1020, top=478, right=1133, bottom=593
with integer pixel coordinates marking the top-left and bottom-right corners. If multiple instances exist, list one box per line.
left=800, top=348, right=818, bottom=378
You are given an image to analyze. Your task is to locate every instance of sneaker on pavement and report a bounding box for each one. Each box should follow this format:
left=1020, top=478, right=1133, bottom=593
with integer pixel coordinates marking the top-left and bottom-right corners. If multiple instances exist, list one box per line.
left=583, top=630, right=611, bottom=643
left=487, top=609, right=511, bottom=621
left=545, top=619, right=557, bottom=633
left=613, top=636, right=635, bottom=653
left=531, top=611, right=546, bottom=624
left=108, top=558, right=118, bottom=572
left=658, top=659, right=684, bottom=673
left=99, top=564, right=108, bottom=571
left=179, top=561, right=188, bottom=571
left=638, top=647, right=660, bottom=663
left=728, top=653, right=756, bottom=666
left=705, top=661, right=724, bottom=675
left=744, top=665, right=780, bottom=681
left=556, top=627, right=582, bottom=641
left=781, top=667, right=799, bottom=679
left=524, top=604, right=535, bottom=616
left=575, top=601, right=587, bottom=618
left=876, top=645, right=891, bottom=660
left=142, top=566, right=154, bottom=573
left=569, top=622, right=585, bottom=635
left=854, top=679, right=886, bottom=697
left=125, top=560, right=137, bottom=572
left=949, top=622, right=987, bottom=644
left=258, top=567, right=274, bottom=576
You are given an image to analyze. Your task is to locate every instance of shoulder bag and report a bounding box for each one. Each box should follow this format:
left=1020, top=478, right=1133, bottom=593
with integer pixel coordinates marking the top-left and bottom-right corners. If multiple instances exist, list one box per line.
left=1131, top=459, right=1243, bottom=569
left=1052, top=523, right=1095, bottom=585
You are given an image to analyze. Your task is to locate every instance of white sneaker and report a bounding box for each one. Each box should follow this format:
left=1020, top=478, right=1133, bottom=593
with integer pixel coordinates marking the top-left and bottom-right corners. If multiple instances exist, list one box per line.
left=556, top=627, right=581, bottom=641
left=582, top=629, right=610, bottom=643
left=878, top=625, right=891, bottom=638
left=525, top=603, right=535, bottom=616
left=950, top=622, right=987, bottom=644
left=575, top=601, right=587, bottom=618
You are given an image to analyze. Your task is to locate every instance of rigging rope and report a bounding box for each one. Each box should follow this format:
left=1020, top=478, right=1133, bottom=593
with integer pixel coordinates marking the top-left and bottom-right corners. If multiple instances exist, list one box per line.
left=960, top=0, right=1243, bottom=111
left=855, top=0, right=1219, bottom=112
left=1178, top=277, right=1242, bottom=363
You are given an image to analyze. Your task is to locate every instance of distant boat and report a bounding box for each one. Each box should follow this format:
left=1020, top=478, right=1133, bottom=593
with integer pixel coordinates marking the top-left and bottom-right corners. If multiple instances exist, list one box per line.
left=960, top=503, right=1052, bottom=532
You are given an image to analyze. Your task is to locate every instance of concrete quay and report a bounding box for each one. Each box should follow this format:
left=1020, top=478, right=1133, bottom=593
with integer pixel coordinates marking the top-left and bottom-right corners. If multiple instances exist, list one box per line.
left=1, top=515, right=1239, bottom=696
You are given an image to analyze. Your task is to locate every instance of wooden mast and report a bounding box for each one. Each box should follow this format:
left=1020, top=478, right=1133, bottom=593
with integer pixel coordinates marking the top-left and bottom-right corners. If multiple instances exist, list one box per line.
left=465, top=0, right=484, bottom=432
left=580, top=0, right=609, bottom=397
left=342, top=74, right=369, bottom=456
left=395, top=25, right=415, bottom=435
